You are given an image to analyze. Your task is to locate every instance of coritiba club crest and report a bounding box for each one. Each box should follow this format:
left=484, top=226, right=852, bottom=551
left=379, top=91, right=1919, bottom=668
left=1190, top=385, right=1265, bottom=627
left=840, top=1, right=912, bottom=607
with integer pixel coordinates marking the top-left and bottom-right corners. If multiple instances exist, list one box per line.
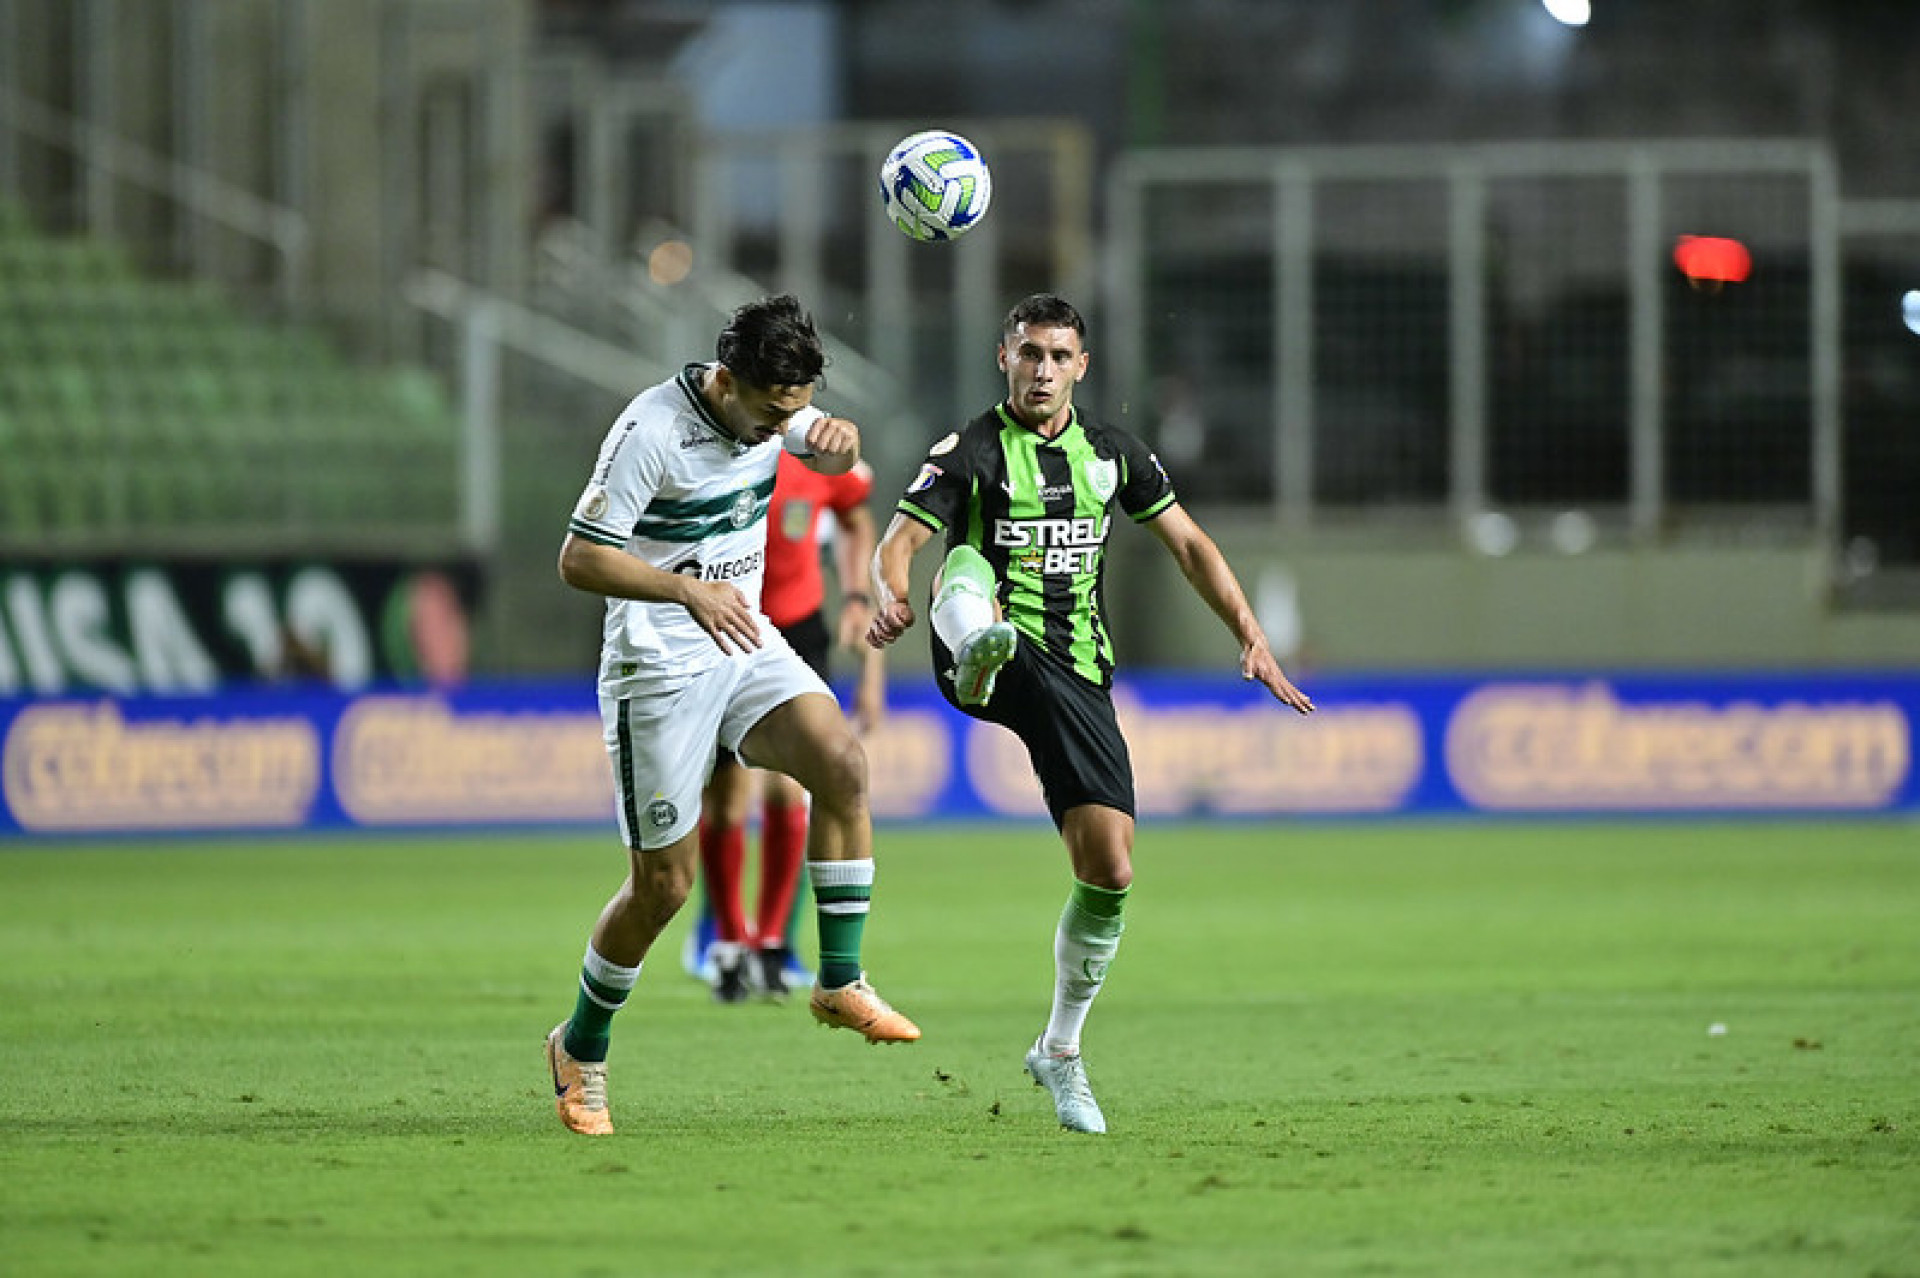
left=1087, top=458, right=1118, bottom=502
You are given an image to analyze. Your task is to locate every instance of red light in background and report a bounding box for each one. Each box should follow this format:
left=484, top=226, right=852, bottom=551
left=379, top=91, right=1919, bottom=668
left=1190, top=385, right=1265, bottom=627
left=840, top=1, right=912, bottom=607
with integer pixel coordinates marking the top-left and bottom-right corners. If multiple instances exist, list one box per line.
left=1673, top=235, right=1752, bottom=284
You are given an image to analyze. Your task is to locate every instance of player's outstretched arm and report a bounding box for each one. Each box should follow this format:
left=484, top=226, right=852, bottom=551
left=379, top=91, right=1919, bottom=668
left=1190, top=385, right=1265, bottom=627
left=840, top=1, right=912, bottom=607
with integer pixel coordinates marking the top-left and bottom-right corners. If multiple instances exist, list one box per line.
left=1144, top=505, right=1315, bottom=715
left=868, top=513, right=933, bottom=648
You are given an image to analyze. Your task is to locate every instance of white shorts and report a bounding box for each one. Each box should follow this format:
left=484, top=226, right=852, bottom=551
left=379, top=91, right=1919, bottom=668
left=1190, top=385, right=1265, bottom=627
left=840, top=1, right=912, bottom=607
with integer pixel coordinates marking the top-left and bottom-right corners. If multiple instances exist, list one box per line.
left=599, top=636, right=831, bottom=850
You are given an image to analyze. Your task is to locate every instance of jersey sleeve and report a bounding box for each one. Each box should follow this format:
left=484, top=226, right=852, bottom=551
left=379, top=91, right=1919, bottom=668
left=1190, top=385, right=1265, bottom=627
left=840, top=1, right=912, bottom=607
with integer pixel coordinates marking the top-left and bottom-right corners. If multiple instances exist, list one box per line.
left=781, top=405, right=826, bottom=457
left=896, top=432, right=970, bottom=533
left=1114, top=429, right=1177, bottom=522
left=568, top=415, right=664, bottom=546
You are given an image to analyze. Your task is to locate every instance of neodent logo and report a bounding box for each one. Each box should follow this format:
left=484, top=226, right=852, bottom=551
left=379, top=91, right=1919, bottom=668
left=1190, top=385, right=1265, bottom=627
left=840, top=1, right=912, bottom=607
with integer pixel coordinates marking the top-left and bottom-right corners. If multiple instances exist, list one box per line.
left=671, top=551, right=764, bottom=583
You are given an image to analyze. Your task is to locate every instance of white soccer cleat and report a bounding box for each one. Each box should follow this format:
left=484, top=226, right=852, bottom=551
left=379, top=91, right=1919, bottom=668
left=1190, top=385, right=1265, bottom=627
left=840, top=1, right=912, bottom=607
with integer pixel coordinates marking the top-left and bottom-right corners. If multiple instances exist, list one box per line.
left=953, top=622, right=1016, bottom=707
left=1024, top=1039, right=1106, bottom=1134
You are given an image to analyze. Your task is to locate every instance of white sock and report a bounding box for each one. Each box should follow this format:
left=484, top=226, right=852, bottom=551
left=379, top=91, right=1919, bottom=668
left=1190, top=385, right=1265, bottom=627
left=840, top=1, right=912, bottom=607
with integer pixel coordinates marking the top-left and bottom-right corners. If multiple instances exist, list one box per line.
left=931, top=574, right=995, bottom=654
left=581, top=944, right=641, bottom=1009
left=1042, top=899, right=1124, bottom=1057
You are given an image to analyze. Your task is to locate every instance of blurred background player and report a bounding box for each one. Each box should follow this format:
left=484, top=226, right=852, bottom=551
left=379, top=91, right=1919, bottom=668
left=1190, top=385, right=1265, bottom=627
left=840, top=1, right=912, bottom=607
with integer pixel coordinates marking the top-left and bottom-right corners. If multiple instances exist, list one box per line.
left=547, top=294, right=919, bottom=1137
left=694, top=447, right=888, bottom=1003
left=868, top=292, right=1314, bottom=1134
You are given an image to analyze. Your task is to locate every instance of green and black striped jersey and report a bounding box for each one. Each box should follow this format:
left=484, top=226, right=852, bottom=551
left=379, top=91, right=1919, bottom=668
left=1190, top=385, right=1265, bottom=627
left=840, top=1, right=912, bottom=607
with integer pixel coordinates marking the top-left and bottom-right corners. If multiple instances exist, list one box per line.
left=897, top=403, right=1176, bottom=688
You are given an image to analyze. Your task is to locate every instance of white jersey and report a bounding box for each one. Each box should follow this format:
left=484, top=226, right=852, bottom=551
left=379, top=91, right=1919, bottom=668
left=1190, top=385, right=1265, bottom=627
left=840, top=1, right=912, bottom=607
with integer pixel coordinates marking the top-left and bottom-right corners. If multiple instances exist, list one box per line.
left=567, top=362, right=821, bottom=699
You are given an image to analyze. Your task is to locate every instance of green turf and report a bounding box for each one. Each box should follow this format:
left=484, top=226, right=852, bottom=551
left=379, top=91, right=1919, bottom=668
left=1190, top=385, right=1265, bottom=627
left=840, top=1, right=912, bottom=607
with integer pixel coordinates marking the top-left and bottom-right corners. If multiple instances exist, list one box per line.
left=1, top=822, right=1916, bottom=1276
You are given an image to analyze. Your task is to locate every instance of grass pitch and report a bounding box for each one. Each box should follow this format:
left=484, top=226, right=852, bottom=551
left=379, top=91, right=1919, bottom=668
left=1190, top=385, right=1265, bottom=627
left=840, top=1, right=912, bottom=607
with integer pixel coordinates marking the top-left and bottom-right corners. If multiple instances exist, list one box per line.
left=1, top=821, right=1916, bottom=1276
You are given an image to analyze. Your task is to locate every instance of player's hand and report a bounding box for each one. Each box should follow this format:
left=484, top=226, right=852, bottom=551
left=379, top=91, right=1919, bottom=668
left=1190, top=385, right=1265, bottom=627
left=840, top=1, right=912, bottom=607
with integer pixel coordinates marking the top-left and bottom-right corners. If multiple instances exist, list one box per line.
left=796, top=415, right=860, bottom=474
left=1243, top=639, right=1314, bottom=714
left=867, top=598, right=915, bottom=648
left=809, top=415, right=859, bottom=456
left=682, top=580, right=762, bottom=654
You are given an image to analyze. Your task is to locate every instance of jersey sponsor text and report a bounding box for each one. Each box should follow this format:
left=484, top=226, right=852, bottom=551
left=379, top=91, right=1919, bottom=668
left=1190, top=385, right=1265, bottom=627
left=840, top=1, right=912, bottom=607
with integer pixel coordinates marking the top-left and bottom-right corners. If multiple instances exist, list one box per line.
left=993, top=514, right=1109, bottom=575
left=673, top=550, right=765, bottom=583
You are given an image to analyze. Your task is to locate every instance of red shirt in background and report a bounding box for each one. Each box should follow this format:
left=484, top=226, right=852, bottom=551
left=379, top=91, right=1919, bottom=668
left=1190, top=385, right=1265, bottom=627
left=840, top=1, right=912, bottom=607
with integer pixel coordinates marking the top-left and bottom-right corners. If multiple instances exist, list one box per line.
left=761, top=452, right=873, bottom=630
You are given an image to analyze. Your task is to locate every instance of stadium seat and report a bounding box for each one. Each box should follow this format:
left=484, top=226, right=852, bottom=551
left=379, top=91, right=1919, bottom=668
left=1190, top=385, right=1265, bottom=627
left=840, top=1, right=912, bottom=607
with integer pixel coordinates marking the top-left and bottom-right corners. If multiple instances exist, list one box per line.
left=0, top=468, right=42, bottom=536
left=44, top=364, right=99, bottom=415
left=0, top=218, right=460, bottom=542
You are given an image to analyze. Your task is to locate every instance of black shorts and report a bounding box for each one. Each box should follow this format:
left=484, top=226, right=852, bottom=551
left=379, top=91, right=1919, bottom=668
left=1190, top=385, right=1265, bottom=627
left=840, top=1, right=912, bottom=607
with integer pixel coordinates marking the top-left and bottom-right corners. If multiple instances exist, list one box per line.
left=933, top=630, right=1135, bottom=829
left=780, top=609, right=831, bottom=681
left=716, top=610, right=831, bottom=771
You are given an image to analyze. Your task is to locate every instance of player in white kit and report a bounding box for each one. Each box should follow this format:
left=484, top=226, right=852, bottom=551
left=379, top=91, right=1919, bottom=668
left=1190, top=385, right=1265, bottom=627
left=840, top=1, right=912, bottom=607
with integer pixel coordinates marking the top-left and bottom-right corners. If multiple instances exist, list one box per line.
left=543, top=295, right=919, bottom=1137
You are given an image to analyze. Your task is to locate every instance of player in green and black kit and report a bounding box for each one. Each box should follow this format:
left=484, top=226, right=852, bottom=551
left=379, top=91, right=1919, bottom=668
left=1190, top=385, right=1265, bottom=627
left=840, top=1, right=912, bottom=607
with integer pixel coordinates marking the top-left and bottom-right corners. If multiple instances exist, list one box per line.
left=869, top=293, right=1315, bottom=1134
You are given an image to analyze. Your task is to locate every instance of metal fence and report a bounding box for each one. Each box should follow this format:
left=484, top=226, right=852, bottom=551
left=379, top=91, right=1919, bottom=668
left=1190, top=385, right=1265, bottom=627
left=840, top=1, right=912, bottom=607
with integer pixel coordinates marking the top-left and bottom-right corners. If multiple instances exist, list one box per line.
left=1835, top=199, right=1920, bottom=590
left=1106, top=140, right=1854, bottom=552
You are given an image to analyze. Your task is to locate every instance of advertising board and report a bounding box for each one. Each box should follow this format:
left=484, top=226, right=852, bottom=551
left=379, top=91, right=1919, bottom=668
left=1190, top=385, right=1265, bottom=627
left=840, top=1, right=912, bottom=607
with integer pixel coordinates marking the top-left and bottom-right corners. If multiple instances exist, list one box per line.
left=2, top=672, right=1913, bottom=836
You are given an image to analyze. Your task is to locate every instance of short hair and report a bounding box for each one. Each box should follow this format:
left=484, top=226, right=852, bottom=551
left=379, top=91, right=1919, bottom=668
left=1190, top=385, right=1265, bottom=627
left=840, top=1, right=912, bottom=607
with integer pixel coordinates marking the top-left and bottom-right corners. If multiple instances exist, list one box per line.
left=716, top=294, right=826, bottom=388
left=1001, top=292, right=1086, bottom=343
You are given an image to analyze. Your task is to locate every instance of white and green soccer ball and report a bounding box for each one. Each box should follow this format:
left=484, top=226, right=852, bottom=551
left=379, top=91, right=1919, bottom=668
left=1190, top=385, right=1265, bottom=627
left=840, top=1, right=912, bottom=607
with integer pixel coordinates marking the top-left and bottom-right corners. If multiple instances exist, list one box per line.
left=878, top=129, right=992, bottom=242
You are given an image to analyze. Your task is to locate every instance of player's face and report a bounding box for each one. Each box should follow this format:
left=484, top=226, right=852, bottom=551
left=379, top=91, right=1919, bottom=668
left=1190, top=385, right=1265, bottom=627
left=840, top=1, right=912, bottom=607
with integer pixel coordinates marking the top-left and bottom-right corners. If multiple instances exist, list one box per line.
left=998, top=322, right=1089, bottom=430
left=714, top=370, right=816, bottom=446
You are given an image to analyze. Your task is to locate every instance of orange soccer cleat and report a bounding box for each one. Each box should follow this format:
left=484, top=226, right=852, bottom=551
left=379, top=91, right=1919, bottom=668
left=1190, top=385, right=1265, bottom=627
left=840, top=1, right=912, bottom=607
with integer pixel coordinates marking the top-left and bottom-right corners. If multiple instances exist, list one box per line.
left=808, top=975, right=921, bottom=1043
left=545, top=1023, right=614, bottom=1136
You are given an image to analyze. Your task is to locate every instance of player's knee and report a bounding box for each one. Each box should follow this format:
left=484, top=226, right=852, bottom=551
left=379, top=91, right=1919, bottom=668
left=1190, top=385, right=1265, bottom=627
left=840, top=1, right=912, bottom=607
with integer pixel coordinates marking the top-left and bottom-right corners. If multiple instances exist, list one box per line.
left=624, top=849, right=695, bottom=924
left=806, top=732, right=869, bottom=812
left=1064, top=815, right=1134, bottom=890
left=1073, top=854, right=1132, bottom=892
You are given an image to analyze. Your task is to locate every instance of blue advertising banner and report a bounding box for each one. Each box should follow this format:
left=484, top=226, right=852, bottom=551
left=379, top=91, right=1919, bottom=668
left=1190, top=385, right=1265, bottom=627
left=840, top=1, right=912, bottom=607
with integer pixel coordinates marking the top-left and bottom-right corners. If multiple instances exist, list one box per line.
left=1, top=672, right=1915, bottom=837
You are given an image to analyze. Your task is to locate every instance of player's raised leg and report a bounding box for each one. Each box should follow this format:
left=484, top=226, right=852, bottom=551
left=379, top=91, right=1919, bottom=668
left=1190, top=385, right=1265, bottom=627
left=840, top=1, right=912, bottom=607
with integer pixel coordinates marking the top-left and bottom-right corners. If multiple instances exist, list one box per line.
left=932, top=545, right=1016, bottom=707
left=741, top=691, right=920, bottom=1043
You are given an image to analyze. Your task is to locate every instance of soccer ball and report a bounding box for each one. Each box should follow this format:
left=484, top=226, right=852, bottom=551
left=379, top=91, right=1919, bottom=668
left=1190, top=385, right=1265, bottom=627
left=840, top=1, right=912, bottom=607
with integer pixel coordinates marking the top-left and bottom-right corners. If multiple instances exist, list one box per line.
left=878, top=130, right=993, bottom=243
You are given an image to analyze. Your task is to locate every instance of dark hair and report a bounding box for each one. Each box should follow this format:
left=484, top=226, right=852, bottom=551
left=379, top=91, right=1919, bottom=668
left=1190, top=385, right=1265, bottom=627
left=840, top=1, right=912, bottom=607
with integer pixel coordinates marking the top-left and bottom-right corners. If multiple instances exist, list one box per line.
left=716, top=294, right=826, bottom=388
left=1002, top=292, right=1087, bottom=342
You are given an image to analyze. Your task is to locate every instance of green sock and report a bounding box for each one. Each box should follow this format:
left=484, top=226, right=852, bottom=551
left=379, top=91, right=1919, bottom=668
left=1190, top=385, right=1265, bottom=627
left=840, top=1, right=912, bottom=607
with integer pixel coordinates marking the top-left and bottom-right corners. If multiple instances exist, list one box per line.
left=1069, top=880, right=1129, bottom=928
left=941, top=544, right=997, bottom=596
left=810, top=858, right=874, bottom=989
left=563, top=946, right=640, bottom=1063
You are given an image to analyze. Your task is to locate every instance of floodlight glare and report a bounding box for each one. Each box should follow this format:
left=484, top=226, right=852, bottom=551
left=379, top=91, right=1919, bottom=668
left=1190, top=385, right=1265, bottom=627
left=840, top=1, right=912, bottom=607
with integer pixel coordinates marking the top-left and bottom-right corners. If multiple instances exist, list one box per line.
left=1542, top=0, right=1591, bottom=27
